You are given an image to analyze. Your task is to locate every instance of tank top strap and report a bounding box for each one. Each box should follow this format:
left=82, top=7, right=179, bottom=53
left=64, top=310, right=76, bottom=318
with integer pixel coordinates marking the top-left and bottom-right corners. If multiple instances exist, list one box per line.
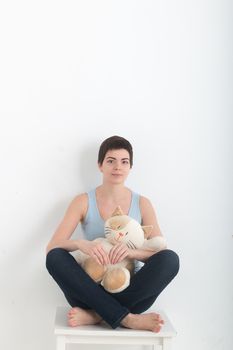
left=86, top=188, right=99, bottom=221
left=81, top=189, right=105, bottom=240
left=128, top=191, right=142, bottom=224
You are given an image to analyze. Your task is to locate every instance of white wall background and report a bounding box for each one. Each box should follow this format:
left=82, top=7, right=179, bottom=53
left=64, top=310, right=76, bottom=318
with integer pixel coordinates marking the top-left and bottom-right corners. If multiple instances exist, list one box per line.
left=0, top=1, right=232, bottom=350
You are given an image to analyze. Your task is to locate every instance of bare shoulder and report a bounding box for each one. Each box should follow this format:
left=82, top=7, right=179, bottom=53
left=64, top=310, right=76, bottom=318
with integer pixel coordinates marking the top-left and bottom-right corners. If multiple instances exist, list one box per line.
left=72, top=192, right=88, bottom=204
left=139, top=195, right=162, bottom=236
left=139, top=195, right=153, bottom=209
left=46, top=192, right=89, bottom=250
left=70, top=192, right=88, bottom=221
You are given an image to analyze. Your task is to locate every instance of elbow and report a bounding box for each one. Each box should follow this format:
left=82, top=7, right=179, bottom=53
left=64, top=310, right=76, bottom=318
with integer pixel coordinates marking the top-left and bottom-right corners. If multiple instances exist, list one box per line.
left=45, top=244, right=50, bottom=256
left=45, top=242, right=54, bottom=256
left=146, top=236, right=167, bottom=252
left=158, top=236, right=167, bottom=251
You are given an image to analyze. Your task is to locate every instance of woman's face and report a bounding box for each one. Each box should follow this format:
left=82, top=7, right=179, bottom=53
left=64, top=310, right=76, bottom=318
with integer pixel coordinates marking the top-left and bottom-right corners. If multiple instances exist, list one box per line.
left=98, top=148, right=131, bottom=184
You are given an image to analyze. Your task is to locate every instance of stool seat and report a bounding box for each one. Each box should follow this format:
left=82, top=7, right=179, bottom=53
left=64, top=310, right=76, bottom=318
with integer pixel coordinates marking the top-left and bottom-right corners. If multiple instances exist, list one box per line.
left=54, top=306, right=177, bottom=350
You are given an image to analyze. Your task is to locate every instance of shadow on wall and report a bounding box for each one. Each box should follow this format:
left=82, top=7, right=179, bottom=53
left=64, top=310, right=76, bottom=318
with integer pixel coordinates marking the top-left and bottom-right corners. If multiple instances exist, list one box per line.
left=2, top=140, right=104, bottom=316
left=5, top=140, right=102, bottom=264
left=75, top=140, right=102, bottom=190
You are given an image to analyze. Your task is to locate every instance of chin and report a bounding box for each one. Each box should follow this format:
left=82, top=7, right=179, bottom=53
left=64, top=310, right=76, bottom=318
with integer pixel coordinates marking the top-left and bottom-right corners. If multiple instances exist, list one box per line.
left=111, top=180, right=124, bottom=184
left=110, top=178, right=125, bottom=185
left=111, top=175, right=125, bottom=180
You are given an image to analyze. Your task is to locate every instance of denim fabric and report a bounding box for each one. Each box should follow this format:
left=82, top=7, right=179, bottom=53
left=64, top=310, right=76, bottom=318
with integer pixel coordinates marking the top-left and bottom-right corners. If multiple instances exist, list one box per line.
left=46, top=248, right=179, bottom=329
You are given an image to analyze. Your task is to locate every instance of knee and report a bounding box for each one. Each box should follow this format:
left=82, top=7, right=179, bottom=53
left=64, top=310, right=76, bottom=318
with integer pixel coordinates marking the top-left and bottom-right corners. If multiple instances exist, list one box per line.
left=149, top=249, right=180, bottom=277
left=45, top=247, right=68, bottom=272
left=159, top=249, right=180, bottom=277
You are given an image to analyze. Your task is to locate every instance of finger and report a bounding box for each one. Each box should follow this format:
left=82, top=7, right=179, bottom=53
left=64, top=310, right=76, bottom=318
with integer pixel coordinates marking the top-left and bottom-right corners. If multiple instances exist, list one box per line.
left=113, top=250, right=128, bottom=264
left=94, top=244, right=109, bottom=265
left=108, top=245, right=118, bottom=263
left=92, top=249, right=104, bottom=265
left=111, top=249, right=123, bottom=264
left=108, top=247, right=116, bottom=263
left=109, top=245, right=121, bottom=264
left=105, top=252, right=110, bottom=265
left=110, top=245, right=127, bottom=264
left=112, top=244, right=127, bottom=260
left=92, top=253, right=102, bottom=265
left=98, top=247, right=110, bottom=265
left=112, top=246, right=128, bottom=264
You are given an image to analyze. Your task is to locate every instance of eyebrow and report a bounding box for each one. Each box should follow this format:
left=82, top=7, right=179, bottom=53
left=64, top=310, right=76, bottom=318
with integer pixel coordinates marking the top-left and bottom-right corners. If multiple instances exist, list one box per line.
left=106, top=157, right=130, bottom=160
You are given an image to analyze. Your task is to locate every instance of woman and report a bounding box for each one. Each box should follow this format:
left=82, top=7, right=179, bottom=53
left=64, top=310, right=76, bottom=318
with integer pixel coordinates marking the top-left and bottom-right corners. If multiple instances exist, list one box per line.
left=46, top=135, right=179, bottom=332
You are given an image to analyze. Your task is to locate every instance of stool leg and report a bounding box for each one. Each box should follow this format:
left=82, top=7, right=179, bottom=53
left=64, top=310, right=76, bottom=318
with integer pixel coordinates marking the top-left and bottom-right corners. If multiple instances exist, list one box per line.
left=56, top=335, right=66, bottom=350
left=152, top=344, right=162, bottom=350
left=162, top=337, right=172, bottom=350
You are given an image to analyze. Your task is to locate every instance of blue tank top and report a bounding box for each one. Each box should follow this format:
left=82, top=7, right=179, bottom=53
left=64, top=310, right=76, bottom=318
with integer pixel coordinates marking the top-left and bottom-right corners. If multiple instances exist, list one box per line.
left=81, top=188, right=142, bottom=240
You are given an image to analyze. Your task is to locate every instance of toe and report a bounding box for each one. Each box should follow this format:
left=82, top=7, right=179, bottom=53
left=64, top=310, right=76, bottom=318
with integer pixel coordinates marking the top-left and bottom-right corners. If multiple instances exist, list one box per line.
left=69, top=308, right=77, bottom=315
left=69, top=319, right=77, bottom=327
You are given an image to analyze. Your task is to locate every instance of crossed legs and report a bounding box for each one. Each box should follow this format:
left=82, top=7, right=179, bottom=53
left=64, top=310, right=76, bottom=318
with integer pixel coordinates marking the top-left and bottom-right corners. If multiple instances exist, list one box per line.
left=46, top=248, right=179, bottom=331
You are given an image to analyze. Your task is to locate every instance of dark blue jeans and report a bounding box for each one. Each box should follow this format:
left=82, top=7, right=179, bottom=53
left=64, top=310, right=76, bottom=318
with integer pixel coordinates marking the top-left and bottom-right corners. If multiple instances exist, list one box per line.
left=46, top=248, right=179, bottom=329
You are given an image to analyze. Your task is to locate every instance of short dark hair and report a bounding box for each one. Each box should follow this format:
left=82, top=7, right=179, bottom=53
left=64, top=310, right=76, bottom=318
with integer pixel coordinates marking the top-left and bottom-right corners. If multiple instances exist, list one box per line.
left=98, top=135, right=133, bottom=167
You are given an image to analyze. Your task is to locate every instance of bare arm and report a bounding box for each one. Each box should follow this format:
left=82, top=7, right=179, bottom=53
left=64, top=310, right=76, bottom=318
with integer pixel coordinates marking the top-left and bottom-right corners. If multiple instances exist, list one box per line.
left=129, top=248, right=156, bottom=262
left=130, top=196, right=166, bottom=261
left=140, top=196, right=163, bottom=237
left=46, top=193, right=109, bottom=265
left=46, top=193, right=87, bottom=254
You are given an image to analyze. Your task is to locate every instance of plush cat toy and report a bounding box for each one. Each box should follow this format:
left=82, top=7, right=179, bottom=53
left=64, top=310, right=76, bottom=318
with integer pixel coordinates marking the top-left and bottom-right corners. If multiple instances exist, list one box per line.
left=75, top=206, right=167, bottom=293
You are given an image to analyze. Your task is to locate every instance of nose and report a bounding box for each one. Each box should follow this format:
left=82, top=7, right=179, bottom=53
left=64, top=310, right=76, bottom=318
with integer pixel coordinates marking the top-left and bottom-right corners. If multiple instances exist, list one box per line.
left=118, top=232, right=123, bottom=237
left=114, top=161, right=121, bottom=170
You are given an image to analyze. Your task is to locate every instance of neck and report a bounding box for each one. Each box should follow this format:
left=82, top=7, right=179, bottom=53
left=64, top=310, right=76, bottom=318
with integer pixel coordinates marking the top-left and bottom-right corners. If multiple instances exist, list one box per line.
left=97, top=183, right=129, bottom=200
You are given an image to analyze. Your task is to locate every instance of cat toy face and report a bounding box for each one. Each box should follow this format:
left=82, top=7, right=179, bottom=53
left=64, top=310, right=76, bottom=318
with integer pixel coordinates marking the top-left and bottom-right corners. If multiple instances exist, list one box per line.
left=104, top=215, right=145, bottom=249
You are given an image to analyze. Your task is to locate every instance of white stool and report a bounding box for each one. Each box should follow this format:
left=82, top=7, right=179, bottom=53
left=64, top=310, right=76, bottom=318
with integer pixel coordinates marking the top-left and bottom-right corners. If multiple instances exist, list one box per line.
left=54, top=306, right=177, bottom=350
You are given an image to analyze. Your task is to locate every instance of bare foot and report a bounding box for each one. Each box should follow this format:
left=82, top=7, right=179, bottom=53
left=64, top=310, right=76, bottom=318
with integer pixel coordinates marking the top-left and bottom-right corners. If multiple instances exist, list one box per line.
left=121, top=312, right=164, bottom=333
left=67, top=307, right=102, bottom=327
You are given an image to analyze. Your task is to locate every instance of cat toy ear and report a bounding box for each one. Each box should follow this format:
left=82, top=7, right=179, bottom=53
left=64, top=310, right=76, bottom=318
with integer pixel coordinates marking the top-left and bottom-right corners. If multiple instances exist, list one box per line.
left=141, top=225, right=153, bottom=238
left=111, top=206, right=124, bottom=217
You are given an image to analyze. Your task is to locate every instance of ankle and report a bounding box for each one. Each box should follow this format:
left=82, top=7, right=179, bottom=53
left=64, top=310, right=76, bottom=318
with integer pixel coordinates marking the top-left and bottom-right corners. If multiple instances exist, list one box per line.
left=89, top=310, right=102, bottom=321
left=121, top=313, right=135, bottom=327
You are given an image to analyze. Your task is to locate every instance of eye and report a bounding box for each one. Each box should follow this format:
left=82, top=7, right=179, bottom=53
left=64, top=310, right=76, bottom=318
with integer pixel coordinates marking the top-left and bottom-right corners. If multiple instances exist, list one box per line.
left=117, top=225, right=121, bottom=229
left=125, top=231, right=128, bottom=235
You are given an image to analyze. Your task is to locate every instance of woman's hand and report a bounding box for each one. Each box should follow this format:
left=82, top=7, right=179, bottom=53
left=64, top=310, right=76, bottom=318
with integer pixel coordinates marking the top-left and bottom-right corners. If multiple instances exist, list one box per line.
left=108, top=243, right=131, bottom=264
left=77, top=239, right=110, bottom=266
